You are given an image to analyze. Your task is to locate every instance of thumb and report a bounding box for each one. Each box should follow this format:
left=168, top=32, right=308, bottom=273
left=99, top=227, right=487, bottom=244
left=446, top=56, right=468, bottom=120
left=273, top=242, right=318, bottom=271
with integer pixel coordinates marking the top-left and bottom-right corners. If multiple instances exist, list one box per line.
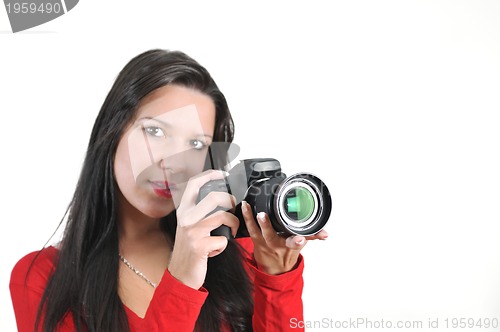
left=285, top=235, right=307, bottom=250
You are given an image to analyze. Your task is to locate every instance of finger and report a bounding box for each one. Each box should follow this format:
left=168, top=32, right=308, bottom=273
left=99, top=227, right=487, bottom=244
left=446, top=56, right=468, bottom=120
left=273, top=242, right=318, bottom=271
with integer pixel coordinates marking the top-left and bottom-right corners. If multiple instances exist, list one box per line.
left=198, top=191, right=235, bottom=211
left=256, top=212, right=281, bottom=245
left=304, top=229, right=329, bottom=241
left=241, top=201, right=264, bottom=241
left=180, top=170, right=228, bottom=207
left=285, top=235, right=307, bottom=250
left=185, top=191, right=236, bottom=226
left=198, top=211, right=240, bottom=238
left=199, top=235, right=229, bottom=258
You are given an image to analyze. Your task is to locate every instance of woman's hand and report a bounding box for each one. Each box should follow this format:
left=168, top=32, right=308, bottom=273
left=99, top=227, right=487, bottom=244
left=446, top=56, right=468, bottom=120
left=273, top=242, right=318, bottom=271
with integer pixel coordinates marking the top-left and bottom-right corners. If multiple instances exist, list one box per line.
left=167, top=170, right=239, bottom=289
left=241, top=201, right=328, bottom=275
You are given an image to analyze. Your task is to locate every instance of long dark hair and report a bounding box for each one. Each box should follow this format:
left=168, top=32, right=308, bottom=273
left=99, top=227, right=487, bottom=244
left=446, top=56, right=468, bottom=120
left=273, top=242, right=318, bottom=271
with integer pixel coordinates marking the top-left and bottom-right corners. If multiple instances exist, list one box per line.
left=36, top=49, right=253, bottom=331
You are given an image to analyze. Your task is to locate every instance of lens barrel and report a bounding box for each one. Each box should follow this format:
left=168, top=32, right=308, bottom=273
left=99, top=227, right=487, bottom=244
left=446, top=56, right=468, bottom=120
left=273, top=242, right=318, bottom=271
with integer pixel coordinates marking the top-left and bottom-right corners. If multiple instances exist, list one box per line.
left=245, top=173, right=331, bottom=236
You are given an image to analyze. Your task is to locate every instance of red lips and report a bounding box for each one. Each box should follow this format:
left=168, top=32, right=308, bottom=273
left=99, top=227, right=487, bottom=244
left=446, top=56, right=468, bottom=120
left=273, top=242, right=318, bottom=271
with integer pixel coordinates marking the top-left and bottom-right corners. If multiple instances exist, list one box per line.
left=150, top=181, right=174, bottom=199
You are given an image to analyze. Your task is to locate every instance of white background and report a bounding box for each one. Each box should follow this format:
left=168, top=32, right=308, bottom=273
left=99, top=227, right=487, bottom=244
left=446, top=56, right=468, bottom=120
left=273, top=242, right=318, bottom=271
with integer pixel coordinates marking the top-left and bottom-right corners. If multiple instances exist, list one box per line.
left=1, top=1, right=500, bottom=331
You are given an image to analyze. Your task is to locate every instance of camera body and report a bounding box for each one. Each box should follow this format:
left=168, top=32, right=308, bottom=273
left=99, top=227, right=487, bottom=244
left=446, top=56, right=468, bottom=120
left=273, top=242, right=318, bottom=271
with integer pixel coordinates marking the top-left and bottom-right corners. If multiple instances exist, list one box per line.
left=197, top=158, right=332, bottom=239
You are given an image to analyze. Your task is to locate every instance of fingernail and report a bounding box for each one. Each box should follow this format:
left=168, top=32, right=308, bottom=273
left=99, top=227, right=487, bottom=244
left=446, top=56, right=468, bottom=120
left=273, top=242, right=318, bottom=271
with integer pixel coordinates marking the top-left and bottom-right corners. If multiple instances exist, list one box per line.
left=241, top=201, right=249, bottom=213
left=295, top=237, right=305, bottom=245
left=257, top=212, right=266, bottom=222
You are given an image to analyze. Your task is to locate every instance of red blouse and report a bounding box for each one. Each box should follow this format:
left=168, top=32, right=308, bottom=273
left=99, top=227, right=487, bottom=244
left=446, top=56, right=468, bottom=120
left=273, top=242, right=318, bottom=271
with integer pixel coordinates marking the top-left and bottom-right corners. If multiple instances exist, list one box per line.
left=10, top=237, right=305, bottom=331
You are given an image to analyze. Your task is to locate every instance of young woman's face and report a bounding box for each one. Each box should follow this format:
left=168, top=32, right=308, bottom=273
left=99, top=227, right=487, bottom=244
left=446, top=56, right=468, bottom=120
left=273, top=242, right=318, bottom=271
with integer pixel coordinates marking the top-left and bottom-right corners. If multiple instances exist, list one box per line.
left=114, top=84, right=216, bottom=219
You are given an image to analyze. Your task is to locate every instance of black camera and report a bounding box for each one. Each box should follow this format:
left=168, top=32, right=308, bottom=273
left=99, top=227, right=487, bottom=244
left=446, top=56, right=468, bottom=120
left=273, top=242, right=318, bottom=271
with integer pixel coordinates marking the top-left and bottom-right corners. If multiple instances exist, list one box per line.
left=197, top=158, right=332, bottom=239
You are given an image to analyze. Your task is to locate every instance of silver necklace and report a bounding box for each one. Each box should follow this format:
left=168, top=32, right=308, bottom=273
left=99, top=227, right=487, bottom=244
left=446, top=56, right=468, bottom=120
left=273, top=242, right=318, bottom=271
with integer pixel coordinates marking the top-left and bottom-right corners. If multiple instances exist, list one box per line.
left=119, top=255, right=158, bottom=288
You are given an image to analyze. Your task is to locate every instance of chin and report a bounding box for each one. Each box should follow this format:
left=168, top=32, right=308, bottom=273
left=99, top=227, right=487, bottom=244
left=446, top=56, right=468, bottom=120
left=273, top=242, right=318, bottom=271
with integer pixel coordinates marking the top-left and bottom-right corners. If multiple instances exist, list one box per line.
left=144, top=202, right=176, bottom=219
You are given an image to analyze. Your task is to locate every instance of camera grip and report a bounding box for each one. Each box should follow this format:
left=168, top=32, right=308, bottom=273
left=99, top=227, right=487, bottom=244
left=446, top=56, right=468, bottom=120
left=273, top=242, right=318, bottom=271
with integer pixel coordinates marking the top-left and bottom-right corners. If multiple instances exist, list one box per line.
left=197, top=179, right=232, bottom=239
left=211, top=225, right=232, bottom=239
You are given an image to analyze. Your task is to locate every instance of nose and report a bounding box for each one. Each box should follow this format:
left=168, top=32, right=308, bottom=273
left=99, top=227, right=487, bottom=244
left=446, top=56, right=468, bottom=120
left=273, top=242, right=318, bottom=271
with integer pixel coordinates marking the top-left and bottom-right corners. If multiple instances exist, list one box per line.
left=158, top=143, right=189, bottom=174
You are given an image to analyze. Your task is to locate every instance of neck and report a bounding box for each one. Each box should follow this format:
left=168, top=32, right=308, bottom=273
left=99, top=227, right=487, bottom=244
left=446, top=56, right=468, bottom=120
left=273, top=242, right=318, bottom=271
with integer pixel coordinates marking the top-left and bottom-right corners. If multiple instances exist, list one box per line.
left=117, top=193, right=171, bottom=257
left=119, top=200, right=161, bottom=238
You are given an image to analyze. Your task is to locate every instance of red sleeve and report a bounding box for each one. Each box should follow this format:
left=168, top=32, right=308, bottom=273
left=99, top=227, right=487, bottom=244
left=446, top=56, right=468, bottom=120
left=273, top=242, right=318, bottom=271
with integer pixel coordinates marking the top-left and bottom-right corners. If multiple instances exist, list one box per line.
left=9, top=247, right=76, bottom=332
left=236, top=238, right=305, bottom=332
left=127, top=268, right=208, bottom=331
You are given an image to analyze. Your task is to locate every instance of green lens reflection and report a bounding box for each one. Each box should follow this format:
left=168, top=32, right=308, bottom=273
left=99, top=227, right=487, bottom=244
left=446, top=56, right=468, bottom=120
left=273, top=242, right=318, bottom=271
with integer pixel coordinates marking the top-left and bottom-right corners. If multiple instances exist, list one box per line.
left=286, top=187, right=315, bottom=222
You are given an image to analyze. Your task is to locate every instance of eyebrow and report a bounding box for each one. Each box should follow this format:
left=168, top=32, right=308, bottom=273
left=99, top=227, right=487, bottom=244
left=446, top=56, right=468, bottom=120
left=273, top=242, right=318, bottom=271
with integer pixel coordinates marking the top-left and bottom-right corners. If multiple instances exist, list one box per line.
left=139, top=116, right=172, bottom=128
left=138, top=117, right=213, bottom=139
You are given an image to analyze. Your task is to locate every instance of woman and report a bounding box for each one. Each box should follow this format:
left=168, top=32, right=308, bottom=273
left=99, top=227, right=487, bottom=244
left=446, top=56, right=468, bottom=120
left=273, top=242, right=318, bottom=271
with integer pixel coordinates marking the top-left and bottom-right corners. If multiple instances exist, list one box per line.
left=10, top=49, right=328, bottom=331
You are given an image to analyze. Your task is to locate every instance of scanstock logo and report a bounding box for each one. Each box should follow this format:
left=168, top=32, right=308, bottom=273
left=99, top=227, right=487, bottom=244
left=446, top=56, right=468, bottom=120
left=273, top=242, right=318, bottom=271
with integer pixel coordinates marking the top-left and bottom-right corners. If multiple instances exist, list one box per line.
left=3, top=0, right=79, bottom=33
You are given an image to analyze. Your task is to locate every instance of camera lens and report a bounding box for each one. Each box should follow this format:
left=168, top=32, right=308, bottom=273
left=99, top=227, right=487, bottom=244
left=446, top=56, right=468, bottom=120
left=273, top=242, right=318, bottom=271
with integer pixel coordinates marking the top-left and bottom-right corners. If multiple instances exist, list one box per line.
left=274, top=173, right=331, bottom=236
left=283, top=184, right=317, bottom=223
